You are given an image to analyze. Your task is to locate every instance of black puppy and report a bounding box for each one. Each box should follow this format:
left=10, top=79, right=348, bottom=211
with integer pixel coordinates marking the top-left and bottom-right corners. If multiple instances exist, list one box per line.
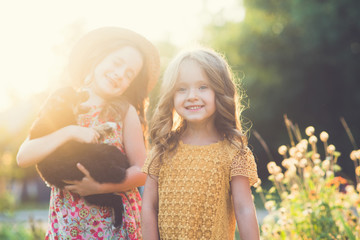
left=29, top=87, right=129, bottom=227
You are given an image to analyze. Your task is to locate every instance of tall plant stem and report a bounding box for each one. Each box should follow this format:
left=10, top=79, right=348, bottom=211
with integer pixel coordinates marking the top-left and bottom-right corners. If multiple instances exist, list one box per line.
left=284, top=114, right=295, bottom=147
left=340, top=117, right=358, bottom=150
left=253, top=130, right=274, bottom=162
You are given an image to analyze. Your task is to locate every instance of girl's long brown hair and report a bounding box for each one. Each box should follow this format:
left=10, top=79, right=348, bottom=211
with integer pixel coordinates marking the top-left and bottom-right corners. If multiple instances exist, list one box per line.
left=148, top=47, right=248, bottom=167
left=70, top=40, right=149, bottom=132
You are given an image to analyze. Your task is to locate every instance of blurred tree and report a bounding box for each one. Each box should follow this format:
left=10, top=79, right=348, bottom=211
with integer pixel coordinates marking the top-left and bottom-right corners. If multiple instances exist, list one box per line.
left=147, top=40, right=179, bottom=120
left=202, top=0, right=360, bottom=181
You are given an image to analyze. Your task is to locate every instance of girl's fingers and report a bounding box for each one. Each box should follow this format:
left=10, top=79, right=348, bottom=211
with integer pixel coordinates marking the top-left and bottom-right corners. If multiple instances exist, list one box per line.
left=63, top=180, right=78, bottom=185
left=64, top=184, right=77, bottom=193
left=77, top=163, right=91, bottom=178
left=92, top=130, right=100, bottom=143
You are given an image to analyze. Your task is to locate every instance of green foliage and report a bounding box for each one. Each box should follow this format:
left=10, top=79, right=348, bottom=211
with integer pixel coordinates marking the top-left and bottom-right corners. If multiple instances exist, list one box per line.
left=0, top=220, right=45, bottom=240
left=0, top=191, right=15, bottom=215
left=202, top=0, right=360, bottom=181
left=254, top=119, right=360, bottom=239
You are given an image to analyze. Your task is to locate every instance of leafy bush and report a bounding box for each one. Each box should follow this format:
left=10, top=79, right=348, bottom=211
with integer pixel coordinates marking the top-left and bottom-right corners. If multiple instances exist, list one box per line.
left=255, top=117, right=360, bottom=239
left=0, top=150, right=46, bottom=239
left=0, top=191, right=15, bottom=215
left=0, top=219, right=45, bottom=240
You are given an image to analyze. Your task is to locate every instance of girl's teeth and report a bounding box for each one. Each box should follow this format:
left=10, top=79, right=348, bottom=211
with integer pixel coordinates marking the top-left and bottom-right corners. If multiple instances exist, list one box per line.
left=188, top=106, right=201, bottom=110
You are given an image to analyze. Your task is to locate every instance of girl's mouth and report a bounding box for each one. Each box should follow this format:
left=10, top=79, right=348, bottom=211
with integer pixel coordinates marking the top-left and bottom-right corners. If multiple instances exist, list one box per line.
left=186, top=105, right=203, bottom=110
left=106, top=75, right=119, bottom=88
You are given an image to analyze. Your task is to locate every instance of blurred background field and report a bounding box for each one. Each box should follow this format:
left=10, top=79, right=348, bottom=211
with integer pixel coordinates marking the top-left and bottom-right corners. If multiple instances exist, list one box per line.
left=0, top=0, right=359, bottom=239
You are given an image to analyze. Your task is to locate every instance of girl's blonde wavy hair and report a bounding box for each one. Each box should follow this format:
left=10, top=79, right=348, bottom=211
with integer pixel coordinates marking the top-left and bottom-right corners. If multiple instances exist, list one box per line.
left=148, top=47, right=248, bottom=166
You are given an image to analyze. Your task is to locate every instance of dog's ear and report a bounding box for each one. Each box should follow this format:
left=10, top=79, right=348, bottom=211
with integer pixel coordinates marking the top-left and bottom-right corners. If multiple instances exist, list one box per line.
left=76, top=90, right=90, bottom=114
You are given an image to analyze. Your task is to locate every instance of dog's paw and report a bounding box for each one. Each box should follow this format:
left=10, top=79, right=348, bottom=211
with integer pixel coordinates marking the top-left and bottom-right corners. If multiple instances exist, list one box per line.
left=94, top=122, right=117, bottom=137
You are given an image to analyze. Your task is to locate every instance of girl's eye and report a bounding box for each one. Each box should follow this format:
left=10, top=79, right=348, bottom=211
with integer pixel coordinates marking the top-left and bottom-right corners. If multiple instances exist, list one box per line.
left=199, top=85, right=208, bottom=90
left=126, top=71, right=134, bottom=80
left=177, top=87, right=186, bottom=92
left=114, top=59, right=124, bottom=66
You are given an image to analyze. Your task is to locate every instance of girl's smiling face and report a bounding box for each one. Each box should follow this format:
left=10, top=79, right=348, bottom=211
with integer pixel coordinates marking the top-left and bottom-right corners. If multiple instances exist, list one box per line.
left=173, top=59, right=216, bottom=125
left=91, top=46, right=143, bottom=99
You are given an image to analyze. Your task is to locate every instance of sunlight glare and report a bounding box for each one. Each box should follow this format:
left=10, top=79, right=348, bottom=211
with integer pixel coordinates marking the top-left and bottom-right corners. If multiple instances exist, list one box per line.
left=0, top=0, right=242, bottom=112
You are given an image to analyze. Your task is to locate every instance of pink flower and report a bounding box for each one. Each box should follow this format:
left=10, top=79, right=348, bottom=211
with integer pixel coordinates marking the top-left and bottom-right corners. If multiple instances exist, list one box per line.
left=94, top=228, right=104, bottom=240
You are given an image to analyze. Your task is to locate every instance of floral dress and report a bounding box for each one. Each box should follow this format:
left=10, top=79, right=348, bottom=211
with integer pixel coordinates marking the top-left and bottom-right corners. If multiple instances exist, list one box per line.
left=45, top=106, right=142, bottom=240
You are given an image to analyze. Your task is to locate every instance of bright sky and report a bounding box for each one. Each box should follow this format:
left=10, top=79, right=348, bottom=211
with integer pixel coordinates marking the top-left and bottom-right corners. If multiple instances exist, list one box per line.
left=0, top=0, right=244, bottom=112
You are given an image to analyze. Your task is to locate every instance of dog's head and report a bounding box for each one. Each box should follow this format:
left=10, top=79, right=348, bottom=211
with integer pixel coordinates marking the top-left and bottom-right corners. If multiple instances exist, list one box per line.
left=45, top=87, right=89, bottom=117
left=29, top=87, right=89, bottom=139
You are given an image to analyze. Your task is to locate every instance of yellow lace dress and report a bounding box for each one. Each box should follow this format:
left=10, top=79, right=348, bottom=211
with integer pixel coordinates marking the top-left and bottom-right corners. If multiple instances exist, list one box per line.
left=142, top=139, right=258, bottom=240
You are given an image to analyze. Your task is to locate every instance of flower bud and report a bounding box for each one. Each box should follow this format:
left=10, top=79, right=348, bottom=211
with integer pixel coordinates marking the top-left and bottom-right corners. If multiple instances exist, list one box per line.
left=356, top=166, right=360, bottom=176
left=267, top=161, right=277, bottom=174
left=320, top=131, right=329, bottom=142
left=313, top=158, right=321, bottom=165
left=291, top=184, right=299, bottom=192
left=309, top=135, right=318, bottom=144
left=350, top=150, right=357, bottom=161
left=326, top=170, right=334, bottom=178
left=264, top=200, right=276, bottom=211
left=273, top=166, right=282, bottom=175
left=275, top=173, right=284, bottom=182
left=300, top=139, right=308, bottom=146
left=355, top=150, right=360, bottom=159
left=281, top=192, right=288, bottom=199
left=299, top=158, right=308, bottom=168
left=322, top=159, right=330, bottom=171
left=278, top=145, right=288, bottom=156
left=255, top=186, right=263, bottom=193
left=253, top=178, right=262, bottom=188
left=313, top=165, right=325, bottom=176
left=289, top=147, right=297, bottom=157
left=282, top=158, right=291, bottom=169
left=304, top=171, right=311, bottom=179
left=285, top=165, right=296, bottom=178
left=345, top=185, right=355, bottom=194
left=327, top=144, right=336, bottom=154
left=287, top=193, right=295, bottom=200
left=297, top=139, right=308, bottom=152
left=303, top=208, right=312, bottom=215
left=312, top=153, right=320, bottom=160
left=305, top=126, right=315, bottom=136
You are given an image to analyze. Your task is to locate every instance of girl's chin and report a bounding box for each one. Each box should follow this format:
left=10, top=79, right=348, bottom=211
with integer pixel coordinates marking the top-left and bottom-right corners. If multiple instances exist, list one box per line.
left=100, top=90, right=124, bottom=100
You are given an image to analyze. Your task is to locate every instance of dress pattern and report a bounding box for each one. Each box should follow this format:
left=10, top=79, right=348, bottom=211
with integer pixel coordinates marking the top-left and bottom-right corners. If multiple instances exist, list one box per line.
left=45, top=106, right=142, bottom=240
left=142, top=140, right=258, bottom=240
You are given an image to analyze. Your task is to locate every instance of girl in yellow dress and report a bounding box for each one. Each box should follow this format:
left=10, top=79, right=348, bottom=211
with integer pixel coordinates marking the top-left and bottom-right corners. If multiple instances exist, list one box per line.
left=141, top=47, right=260, bottom=240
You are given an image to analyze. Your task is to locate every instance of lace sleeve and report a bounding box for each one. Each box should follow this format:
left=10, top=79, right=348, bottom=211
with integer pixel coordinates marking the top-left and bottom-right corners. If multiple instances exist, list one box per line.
left=230, top=147, right=258, bottom=186
left=142, top=157, right=160, bottom=176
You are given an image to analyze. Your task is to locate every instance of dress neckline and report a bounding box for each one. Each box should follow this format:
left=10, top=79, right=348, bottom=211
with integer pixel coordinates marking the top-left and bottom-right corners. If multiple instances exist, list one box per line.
left=179, top=139, right=226, bottom=149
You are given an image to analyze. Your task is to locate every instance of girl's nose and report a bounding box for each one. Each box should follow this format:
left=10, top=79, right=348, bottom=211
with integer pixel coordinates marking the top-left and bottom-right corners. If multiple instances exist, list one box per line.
left=113, top=66, right=126, bottom=79
left=187, top=88, right=199, bottom=101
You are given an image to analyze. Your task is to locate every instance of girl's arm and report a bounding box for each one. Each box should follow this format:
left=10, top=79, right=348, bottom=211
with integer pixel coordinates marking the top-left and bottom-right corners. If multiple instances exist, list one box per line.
left=231, top=175, right=260, bottom=240
left=65, top=105, right=147, bottom=195
left=141, top=175, right=160, bottom=240
left=17, top=125, right=100, bottom=168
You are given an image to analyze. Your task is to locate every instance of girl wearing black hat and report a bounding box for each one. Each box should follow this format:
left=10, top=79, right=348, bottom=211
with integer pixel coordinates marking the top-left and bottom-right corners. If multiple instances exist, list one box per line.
left=17, top=27, right=160, bottom=239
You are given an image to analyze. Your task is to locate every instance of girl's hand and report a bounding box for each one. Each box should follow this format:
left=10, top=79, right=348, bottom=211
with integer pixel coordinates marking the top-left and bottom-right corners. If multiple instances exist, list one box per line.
left=67, top=125, right=101, bottom=144
left=64, top=163, right=102, bottom=196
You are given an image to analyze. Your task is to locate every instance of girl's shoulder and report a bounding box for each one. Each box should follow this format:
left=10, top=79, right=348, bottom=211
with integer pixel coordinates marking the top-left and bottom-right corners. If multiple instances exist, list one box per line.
left=123, top=104, right=138, bottom=121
